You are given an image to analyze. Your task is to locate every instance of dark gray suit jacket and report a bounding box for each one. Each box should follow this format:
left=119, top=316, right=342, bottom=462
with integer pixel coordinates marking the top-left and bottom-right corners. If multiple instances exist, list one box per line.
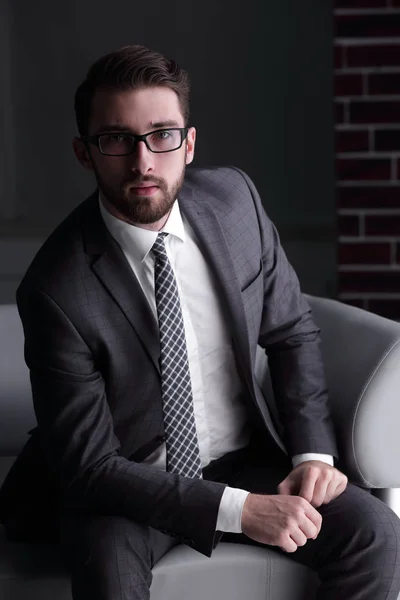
left=0, top=166, right=338, bottom=557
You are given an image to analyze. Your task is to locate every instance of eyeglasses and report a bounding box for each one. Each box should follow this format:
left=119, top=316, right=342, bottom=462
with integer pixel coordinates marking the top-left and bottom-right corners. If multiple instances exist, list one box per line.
left=81, top=127, right=189, bottom=156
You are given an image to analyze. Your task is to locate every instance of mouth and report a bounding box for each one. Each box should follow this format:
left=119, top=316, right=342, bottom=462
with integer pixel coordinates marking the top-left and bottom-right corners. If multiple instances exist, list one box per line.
left=130, top=185, right=159, bottom=196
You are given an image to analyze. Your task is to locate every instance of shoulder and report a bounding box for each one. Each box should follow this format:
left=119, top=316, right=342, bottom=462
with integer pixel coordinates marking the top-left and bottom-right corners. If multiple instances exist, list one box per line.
left=184, top=165, right=253, bottom=197
left=183, top=165, right=270, bottom=232
left=17, top=193, right=97, bottom=298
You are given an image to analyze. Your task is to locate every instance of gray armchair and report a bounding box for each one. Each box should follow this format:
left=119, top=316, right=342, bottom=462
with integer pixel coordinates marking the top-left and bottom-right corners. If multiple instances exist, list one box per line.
left=1, top=295, right=400, bottom=600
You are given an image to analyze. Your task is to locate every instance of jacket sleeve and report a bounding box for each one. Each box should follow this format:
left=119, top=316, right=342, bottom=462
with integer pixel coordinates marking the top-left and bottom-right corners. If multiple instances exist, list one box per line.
left=15, top=285, right=227, bottom=557
left=232, top=167, right=339, bottom=459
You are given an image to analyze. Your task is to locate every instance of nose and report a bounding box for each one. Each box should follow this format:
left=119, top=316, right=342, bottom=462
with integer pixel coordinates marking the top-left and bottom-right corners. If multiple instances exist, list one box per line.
left=129, top=140, right=154, bottom=174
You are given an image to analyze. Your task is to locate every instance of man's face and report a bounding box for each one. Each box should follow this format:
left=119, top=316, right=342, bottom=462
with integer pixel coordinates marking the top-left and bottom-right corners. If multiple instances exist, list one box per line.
left=73, top=86, right=196, bottom=227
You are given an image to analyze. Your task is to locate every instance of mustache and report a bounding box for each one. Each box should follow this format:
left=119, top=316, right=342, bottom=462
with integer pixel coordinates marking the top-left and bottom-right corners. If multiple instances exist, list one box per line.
left=124, top=177, right=163, bottom=187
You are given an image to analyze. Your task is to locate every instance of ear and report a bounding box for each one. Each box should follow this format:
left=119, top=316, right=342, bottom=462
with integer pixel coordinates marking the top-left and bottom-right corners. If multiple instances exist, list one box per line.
left=72, top=137, right=95, bottom=171
left=185, top=127, right=196, bottom=165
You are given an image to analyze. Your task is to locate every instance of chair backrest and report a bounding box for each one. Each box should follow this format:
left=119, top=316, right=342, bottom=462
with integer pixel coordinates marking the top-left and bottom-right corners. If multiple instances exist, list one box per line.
left=0, top=304, right=36, bottom=455
left=306, top=294, right=400, bottom=487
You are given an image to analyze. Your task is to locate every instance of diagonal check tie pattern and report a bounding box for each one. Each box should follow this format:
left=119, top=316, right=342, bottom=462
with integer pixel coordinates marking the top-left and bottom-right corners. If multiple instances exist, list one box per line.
left=151, top=232, right=203, bottom=479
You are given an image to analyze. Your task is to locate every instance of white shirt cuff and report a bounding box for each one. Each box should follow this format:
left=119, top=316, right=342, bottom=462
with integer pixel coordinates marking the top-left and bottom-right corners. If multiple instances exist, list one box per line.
left=216, top=486, right=250, bottom=533
left=215, top=455, right=334, bottom=534
left=292, top=453, right=334, bottom=468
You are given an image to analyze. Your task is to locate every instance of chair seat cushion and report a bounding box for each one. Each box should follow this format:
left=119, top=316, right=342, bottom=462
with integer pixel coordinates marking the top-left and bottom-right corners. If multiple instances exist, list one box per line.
left=151, top=542, right=319, bottom=600
left=0, top=521, right=318, bottom=600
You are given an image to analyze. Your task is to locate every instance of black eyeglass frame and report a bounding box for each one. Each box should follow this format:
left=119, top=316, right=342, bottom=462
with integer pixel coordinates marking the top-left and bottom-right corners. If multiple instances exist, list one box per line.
left=81, top=127, right=190, bottom=155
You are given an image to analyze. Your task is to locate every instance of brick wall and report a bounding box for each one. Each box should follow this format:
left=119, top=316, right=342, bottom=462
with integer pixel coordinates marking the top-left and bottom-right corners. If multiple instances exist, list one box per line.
left=335, top=0, right=400, bottom=320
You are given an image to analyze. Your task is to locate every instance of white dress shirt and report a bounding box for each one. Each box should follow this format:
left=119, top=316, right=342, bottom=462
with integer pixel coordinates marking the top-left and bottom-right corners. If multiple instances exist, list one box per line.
left=99, top=195, right=333, bottom=534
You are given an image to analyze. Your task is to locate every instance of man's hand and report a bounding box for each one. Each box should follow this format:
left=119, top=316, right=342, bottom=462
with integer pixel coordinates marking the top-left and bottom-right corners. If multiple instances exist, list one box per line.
left=277, top=460, right=348, bottom=508
left=241, top=493, right=322, bottom=553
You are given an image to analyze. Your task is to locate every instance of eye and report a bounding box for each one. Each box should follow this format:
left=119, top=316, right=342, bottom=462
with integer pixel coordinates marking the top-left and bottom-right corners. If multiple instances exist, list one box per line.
left=109, top=134, right=126, bottom=142
left=154, top=130, right=172, bottom=139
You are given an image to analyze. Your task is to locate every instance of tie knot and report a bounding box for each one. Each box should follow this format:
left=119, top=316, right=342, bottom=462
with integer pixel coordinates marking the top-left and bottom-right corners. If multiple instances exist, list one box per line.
left=151, top=232, right=169, bottom=260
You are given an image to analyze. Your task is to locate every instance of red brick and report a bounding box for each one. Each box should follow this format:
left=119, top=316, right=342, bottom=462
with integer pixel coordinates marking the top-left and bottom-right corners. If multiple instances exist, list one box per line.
left=336, top=130, right=369, bottom=153
left=368, top=299, right=400, bottom=320
left=335, top=74, right=363, bottom=97
left=338, top=214, right=360, bottom=235
left=336, top=157, right=391, bottom=180
left=335, top=0, right=387, bottom=6
left=338, top=242, right=391, bottom=264
left=369, top=73, right=400, bottom=96
left=336, top=13, right=400, bottom=38
left=347, top=45, right=400, bottom=68
left=365, top=215, right=400, bottom=236
left=336, top=101, right=345, bottom=124
left=375, top=129, right=400, bottom=152
left=349, top=100, right=400, bottom=124
left=338, top=186, right=400, bottom=209
left=339, top=271, right=400, bottom=293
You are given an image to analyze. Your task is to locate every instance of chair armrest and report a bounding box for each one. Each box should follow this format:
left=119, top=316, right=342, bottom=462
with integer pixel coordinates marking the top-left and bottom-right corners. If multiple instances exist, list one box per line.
left=255, top=295, right=400, bottom=489
left=305, top=294, right=400, bottom=489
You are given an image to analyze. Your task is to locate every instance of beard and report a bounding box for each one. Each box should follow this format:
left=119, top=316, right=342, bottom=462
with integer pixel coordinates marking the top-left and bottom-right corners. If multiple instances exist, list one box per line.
left=93, top=152, right=187, bottom=225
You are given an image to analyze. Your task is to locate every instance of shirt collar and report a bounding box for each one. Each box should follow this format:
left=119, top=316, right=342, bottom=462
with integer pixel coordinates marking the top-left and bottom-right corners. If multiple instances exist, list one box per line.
left=98, top=191, right=186, bottom=263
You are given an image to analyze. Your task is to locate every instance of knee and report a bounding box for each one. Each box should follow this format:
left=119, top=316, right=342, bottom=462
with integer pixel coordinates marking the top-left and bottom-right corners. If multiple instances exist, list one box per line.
left=91, top=516, right=150, bottom=559
left=59, top=515, right=156, bottom=599
left=61, top=514, right=153, bottom=576
left=337, top=485, right=400, bottom=565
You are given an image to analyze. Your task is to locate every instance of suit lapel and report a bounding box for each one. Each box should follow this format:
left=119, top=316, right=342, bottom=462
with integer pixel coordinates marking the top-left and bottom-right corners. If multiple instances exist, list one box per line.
left=179, top=181, right=253, bottom=384
left=82, top=194, right=160, bottom=374
left=180, top=181, right=286, bottom=453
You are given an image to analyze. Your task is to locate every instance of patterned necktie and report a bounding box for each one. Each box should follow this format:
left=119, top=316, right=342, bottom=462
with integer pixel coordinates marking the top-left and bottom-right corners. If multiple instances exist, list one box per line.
left=151, top=232, right=203, bottom=479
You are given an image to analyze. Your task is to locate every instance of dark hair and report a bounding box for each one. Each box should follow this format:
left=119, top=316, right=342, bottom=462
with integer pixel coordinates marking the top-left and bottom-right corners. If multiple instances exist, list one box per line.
left=74, top=45, right=191, bottom=136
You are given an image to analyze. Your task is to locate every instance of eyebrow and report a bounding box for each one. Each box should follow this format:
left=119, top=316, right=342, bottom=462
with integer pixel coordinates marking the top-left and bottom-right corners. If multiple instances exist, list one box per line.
left=94, top=120, right=181, bottom=134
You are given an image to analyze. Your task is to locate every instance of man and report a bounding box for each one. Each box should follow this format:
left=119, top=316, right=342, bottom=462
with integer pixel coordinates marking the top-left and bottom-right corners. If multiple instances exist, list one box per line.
left=0, top=44, right=399, bottom=600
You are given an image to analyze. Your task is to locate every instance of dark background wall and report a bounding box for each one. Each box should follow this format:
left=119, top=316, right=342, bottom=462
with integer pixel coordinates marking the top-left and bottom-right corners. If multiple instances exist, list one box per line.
left=0, top=0, right=336, bottom=303
left=335, top=0, right=400, bottom=320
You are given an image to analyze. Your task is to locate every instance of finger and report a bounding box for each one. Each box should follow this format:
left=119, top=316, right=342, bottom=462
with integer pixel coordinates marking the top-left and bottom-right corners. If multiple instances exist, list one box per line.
left=277, top=479, right=294, bottom=495
left=290, top=527, right=308, bottom=548
left=323, top=474, right=348, bottom=505
left=311, top=472, right=331, bottom=507
left=330, top=479, right=348, bottom=502
left=298, top=514, right=320, bottom=540
left=304, top=503, right=323, bottom=536
left=337, top=478, right=348, bottom=497
left=322, top=477, right=339, bottom=504
left=279, top=536, right=298, bottom=553
left=298, top=469, right=319, bottom=504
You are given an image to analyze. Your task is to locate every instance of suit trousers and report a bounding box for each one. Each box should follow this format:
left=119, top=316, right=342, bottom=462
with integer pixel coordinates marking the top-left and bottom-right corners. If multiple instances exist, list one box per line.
left=59, top=436, right=400, bottom=600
